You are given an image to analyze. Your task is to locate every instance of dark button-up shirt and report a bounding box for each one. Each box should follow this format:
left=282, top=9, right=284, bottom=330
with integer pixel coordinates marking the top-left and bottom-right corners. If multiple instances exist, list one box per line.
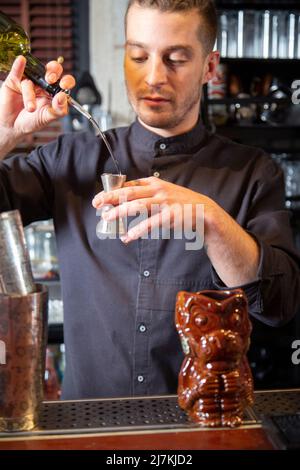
left=0, top=119, right=299, bottom=399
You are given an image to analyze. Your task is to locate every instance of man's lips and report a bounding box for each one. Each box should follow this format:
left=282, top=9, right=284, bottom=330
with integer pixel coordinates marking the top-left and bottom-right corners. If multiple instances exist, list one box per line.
left=141, top=96, right=171, bottom=103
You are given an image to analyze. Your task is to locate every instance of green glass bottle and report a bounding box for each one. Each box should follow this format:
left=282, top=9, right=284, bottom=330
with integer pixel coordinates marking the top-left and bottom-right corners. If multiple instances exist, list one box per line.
left=0, top=10, right=62, bottom=95
left=0, top=11, right=120, bottom=172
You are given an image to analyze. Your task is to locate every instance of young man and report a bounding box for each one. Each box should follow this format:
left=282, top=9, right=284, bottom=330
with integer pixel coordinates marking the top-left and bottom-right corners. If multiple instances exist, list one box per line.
left=0, top=0, right=299, bottom=399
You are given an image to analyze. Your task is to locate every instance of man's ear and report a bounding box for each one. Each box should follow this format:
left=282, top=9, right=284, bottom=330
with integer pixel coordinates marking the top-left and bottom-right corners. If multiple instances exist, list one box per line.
left=202, top=51, right=220, bottom=85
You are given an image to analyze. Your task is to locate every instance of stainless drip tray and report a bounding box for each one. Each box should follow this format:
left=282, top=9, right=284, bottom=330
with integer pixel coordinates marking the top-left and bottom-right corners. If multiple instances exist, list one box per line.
left=252, top=389, right=300, bottom=418
left=0, top=389, right=299, bottom=438
left=38, top=396, right=194, bottom=434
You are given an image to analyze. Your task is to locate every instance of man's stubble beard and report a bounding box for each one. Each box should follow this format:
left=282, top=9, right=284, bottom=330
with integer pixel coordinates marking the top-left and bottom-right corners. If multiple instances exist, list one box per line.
left=125, top=82, right=202, bottom=130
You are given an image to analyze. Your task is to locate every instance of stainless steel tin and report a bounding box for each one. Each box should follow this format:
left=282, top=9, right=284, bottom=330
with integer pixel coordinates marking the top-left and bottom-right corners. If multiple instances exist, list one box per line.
left=0, top=284, right=48, bottom=432
left=0, top=210, right=35, bottom=295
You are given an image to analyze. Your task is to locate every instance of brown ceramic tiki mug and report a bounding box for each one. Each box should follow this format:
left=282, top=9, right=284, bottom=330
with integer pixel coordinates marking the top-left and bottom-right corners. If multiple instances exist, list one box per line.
left=175, top=289, right=254, bottom=427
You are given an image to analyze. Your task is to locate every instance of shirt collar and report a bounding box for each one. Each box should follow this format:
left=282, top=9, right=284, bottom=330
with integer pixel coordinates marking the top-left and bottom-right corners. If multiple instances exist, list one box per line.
left=129, top=117, right=207, bottom=156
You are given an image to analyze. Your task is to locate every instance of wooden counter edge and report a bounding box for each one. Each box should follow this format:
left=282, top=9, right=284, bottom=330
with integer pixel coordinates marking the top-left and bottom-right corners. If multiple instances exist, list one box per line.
left=0, top=423, right=275, bottom=450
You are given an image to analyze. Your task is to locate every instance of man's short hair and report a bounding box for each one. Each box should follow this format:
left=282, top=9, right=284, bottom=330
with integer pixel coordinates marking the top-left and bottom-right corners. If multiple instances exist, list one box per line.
left=125, top=0, right=218, bottom=54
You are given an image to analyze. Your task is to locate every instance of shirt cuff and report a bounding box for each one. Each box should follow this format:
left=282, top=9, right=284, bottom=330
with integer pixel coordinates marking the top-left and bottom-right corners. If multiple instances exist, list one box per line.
left=210, top=233, right=264, bottom=318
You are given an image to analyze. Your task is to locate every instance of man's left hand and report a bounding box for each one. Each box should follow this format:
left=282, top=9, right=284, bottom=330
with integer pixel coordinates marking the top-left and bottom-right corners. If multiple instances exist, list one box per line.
left=92, top=176, right=212, bottom=243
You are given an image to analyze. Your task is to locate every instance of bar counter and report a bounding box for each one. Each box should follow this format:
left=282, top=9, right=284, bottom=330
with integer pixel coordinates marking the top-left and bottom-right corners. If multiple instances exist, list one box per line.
left=0, top=389, right=299, bottom=450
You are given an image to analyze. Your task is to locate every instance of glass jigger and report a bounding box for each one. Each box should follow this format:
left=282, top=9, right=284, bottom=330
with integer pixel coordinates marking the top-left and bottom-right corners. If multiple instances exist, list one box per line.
left=96, top=173, right=127, bottom=239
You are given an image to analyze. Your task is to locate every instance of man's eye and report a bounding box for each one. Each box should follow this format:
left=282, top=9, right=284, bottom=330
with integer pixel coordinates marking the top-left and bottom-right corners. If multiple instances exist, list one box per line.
left=131, top=56, right=147, bottom=63
left=166, top=57, right=187, bottom=66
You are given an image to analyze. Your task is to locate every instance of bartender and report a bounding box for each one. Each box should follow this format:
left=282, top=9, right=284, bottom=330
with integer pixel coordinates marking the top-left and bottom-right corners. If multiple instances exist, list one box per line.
left=0, top=0, right=299, bottom=400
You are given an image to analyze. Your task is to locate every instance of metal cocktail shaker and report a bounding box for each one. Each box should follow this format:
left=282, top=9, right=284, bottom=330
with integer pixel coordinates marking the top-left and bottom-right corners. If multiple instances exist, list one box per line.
left=0, top=284, right=48, bottom=432
left=0, top=210, right=48, bottom=432
left=0, top=210, right=35, bottom=295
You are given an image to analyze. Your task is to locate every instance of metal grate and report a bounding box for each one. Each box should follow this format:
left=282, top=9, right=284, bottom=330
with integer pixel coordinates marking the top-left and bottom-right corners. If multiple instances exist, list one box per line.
left=253, top=389, right=300, bottom=419
left=38, top=396, right=189, bottom=433
left=0, top=390, right=299, bottom=437
left=0, top=395, right=255, bottom=437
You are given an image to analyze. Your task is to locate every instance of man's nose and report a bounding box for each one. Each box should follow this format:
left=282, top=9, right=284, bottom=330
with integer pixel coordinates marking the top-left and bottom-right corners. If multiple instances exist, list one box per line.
left=145, top=57, right=168, bottom=88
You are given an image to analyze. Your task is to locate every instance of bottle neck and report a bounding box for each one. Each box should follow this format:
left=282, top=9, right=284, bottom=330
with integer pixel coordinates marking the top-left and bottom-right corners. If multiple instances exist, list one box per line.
left=24, top=52, right=62, bottom=97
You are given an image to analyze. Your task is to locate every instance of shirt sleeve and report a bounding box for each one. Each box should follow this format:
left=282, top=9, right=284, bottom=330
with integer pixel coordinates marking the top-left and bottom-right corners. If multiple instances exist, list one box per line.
left=211, top=155, right=300, bottom=327
left=0, top=138, right=62, bottom=226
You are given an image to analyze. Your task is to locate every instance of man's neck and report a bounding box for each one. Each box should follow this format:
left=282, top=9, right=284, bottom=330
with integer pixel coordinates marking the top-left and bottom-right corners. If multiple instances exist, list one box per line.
left=138, top=116, right=200, bottom=138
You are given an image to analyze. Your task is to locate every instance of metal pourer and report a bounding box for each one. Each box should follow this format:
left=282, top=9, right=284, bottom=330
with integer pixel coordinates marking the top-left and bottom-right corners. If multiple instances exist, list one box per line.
left=96, top=173, right=127, bottom=238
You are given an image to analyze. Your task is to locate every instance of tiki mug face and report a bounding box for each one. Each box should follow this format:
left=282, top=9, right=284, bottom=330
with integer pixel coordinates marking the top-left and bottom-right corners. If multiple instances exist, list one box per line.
left=175, top=289, right=254, bottom=427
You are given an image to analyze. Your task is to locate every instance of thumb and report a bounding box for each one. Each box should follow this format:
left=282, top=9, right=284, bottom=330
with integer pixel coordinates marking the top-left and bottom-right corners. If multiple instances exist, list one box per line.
left=4, top=56, right=26, bottom=93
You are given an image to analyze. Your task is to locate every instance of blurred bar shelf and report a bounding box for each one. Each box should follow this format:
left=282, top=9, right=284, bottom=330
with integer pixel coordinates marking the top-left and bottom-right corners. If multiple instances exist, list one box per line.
left=221, top=58, right=300, bottom=65
left=215, top=123, right=300, bottom=136
left=48, top=324, right=64, bottom=345
left=216, top=1, right=300, bottom=9
left=208, top=96, right=290, bottom=105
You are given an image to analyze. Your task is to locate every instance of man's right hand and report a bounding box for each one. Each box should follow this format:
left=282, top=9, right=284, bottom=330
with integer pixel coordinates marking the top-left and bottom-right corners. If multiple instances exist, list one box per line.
left=0, top=56, right=76, bottom=155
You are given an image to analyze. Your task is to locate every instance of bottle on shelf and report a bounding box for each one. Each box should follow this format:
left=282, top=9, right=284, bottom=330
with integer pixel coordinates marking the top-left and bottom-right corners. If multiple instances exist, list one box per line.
left=216, top=8, right=299, bottom=60
left=44, top=347, right=60, bottom=400
left=207, top=63, right=228, bottom=126
left=25, top=220, right=59, bottom=281
left=57, top=344, right=66, bottom=383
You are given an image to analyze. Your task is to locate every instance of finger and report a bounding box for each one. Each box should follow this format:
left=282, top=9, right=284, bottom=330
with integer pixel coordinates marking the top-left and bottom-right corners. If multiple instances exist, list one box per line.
left=123, top=178, right=150, bottom=187
left=4, top=56, right=26, bottom=92
left=11, top=56, right=26, bottom=80
left=59, top=74, right=76, bottom=91
left=91, top=191, right=104, bottom=208
left=123, top=176, right=162, bottom=187
left=102, top=198, right=156, bottom=221
left=48, top=91, right=69, bottom=117
left=93, top=186, right=154, bottom=208
left=20, top=79, right=36, bottom=112
left=121, top=206, right=180, bottom=244
left=45, top=61, right=63, bottom=84
left=92, top=177, right=153, bottom=206
left=121, top=212, right=162, bottom=244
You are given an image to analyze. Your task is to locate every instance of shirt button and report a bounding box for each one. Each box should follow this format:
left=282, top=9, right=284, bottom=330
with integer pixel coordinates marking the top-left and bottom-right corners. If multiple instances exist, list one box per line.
left=137, top=375, right=144, bottom=383
left=139, top=324, right=147, bottom=333
left=153, top=171, right=160, bottom=178
left=159, top=143, right=167, bottom=150
left=143, top=270, right=150, bottom=278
